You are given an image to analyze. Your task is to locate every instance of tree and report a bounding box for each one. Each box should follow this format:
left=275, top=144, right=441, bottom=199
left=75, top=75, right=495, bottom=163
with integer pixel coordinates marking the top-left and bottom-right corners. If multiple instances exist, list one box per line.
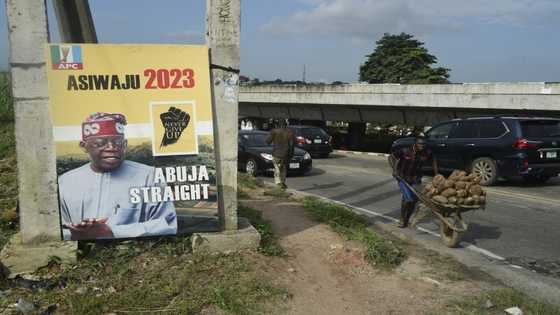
left=359, top=33, right=450, bottom=84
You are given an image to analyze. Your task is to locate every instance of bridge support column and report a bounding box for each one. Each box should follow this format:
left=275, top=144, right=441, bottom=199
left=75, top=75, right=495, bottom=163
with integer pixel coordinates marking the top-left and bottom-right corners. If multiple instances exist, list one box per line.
left=347, top=122, right=366, bottom=150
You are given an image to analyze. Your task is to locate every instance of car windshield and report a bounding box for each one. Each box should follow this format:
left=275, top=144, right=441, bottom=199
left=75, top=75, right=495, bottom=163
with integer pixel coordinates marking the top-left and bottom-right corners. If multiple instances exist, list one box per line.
left=521, top=120, right=560, bottom=138
left=241, top=134, right=270, bottom=146
left=301, top=128, right=327, bottom=138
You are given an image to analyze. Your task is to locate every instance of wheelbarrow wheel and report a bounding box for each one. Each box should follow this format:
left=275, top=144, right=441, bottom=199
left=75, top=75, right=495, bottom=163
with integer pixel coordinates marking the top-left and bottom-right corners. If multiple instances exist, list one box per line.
left=440, top=216, right=463, bottom=248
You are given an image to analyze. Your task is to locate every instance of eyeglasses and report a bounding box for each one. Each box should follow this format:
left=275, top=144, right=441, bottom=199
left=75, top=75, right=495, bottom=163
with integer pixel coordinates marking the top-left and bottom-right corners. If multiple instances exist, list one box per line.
left=87, top=137, right=125, bottom=149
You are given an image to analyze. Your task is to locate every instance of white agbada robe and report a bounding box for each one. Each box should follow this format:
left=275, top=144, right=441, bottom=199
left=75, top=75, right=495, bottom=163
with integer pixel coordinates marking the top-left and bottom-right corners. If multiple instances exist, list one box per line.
left=58, top=160, right=177, bottom=240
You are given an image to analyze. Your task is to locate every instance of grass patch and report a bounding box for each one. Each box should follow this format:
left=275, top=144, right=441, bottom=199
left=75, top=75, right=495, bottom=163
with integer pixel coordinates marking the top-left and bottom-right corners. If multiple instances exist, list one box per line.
left=302, top=196, right=406, bottom=269
left=442, top=288, right=560, bottom=315
left=0, top=122, right=15, bottom=160
left=0, top=72, right=13, bottom=122
left=238, top=173, right=264, bottom=190
left=238, top=189, right=251, bottom=199
left=0, top=236, right=287, bottom=314
left=422, top=250, right=470, bottom=282
left=239, top=205, right=285, bottom=256
left=263, top=187, right=291, bottom=198
left=238, top=173, right=265, bottom=199
left=0, top=122, right=17, bottom=249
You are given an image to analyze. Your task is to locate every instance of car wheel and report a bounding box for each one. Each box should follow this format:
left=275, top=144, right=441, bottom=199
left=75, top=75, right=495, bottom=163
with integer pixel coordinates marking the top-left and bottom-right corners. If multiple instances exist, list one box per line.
left=319, top=153, right=330, bottom=158
left=245, top=158, right=258, bottom=177
left=471, top=157, right=498, bottom=186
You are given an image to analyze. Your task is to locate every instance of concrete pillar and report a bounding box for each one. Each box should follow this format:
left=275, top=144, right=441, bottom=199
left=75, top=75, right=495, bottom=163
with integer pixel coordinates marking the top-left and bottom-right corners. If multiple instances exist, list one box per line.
left=52, top=0, right=97, bottom=43
left=347, top=122, right=366, bottom=150
left=5, top=0, right=61, bottom=243
left=206, top=0, right=240, bottom=231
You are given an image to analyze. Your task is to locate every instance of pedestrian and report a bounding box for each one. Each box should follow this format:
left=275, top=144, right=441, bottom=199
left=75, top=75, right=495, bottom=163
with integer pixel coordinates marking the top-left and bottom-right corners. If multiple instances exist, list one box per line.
left=266, top=121, right=295, bottom=189
left=58, top=112, right=177, bottom=240
left=389, top=136, right=438, bottom=228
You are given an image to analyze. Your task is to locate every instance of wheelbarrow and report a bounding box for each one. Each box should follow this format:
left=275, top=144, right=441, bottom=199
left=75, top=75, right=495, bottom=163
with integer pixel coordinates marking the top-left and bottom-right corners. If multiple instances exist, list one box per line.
left=397, top=177, right=484, bottom=248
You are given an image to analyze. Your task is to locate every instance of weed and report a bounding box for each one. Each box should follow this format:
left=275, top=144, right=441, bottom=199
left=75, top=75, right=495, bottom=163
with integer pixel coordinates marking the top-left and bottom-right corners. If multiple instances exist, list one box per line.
left=0, top=122, right=15, bottom=160
left=4, top=237, right=286, bottom=314
left=302, top=196, right=406, bottom=269
left=263, top=187, right=291, bottom=198
left=0, top=122, right=17, bottom=249
left=239, top=205, right=285, bottom=256
left=441, top=288, right=560, bottom=315
left=238, top=172, right=264, bottom=189
left=422, top=250, right=469, bottom=281
left=0, top=72, right=13, bottom=122
left=238, top=188, right=251, bottom=199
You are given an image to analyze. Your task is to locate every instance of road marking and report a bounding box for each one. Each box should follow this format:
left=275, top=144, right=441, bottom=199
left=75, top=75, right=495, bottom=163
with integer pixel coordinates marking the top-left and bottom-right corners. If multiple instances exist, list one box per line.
left=334, top=150, right=389, bottom=158
left=323, top=163, right=560, bottom=209
left=333, top=154, right=560, bottom=205
left=464, top=244, right=506, bottom=261
left=295, top=190, right=506, bottom=262
left=485, top=187, right=560, bottom=206
left=324, top=164, right=391, bottom=177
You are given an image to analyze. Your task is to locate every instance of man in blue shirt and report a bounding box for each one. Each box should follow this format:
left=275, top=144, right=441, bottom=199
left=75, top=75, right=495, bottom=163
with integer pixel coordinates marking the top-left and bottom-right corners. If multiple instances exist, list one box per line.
left=58, top=112, right=177, bottom=240
left=389, top=137, right=438, bottom=228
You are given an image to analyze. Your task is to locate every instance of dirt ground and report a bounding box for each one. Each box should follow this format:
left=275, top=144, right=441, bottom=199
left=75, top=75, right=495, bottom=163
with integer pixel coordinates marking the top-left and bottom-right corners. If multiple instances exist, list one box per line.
left=241, top=189, right=500, bottom=315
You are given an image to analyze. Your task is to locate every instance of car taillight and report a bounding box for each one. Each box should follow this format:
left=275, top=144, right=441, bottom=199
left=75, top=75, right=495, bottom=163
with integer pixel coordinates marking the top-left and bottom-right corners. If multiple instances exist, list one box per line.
left=513, top=138, right=536, bottom=149
left=296, top=136, right=306, bottom=145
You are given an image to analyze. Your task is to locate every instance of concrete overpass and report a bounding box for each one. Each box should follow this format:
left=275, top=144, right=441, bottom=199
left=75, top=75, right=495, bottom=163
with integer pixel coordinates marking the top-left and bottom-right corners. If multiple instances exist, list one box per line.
left=239, top=82, right=560, bottom=126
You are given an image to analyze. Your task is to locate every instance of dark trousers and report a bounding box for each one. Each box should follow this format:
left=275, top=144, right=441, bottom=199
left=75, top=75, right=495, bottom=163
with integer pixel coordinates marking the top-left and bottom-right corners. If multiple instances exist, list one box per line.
left=400, top=197, right=417, bottom=226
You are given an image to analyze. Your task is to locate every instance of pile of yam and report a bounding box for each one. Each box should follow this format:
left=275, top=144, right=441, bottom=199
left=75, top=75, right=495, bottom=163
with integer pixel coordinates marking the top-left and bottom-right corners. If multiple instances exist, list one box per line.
left=422, top=170, right=486, bottom=207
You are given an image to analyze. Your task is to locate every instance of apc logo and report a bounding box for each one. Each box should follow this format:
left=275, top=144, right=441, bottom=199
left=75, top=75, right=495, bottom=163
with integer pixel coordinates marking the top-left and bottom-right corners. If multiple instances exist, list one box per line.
left=51, top=45, right=83, bottom=70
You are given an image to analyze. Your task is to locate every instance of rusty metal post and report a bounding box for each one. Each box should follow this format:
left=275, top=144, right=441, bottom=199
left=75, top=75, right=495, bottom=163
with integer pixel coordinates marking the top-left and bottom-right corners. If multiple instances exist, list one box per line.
left=52, top=0, right=97, bottom=43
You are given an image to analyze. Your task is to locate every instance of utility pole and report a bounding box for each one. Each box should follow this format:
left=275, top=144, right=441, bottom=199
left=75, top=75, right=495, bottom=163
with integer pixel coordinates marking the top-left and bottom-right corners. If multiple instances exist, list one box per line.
left=206, top=0, right=241, bottom=231
left=303, top=64, right=306, bottom=83
left=2, top=0, right=76, bottom=276
left=6, top=0, right=59, bottom=243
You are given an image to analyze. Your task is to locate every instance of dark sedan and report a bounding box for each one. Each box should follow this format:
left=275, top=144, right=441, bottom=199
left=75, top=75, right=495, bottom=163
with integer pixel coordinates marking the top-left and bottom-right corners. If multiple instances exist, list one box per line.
left=287, top=125, right=333, bottom=158
left=238, top=130, right=312, bottom=176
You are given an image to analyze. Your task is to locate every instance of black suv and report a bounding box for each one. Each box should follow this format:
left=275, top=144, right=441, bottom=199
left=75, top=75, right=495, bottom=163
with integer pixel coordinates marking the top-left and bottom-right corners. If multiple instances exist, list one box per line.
left=392, top=116, right=560, bottom=185
left=287, top=125, right=333, bottom=158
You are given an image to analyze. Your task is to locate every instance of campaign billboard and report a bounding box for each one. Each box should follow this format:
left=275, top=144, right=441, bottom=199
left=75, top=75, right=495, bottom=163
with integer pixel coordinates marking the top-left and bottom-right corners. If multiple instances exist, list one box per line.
left=46, top=44, right=217, bottom=240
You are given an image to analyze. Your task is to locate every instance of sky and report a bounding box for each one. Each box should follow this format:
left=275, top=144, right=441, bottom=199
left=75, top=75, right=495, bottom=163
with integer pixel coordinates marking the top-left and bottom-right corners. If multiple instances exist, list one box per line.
left=1, top=0, right=560, bottom=83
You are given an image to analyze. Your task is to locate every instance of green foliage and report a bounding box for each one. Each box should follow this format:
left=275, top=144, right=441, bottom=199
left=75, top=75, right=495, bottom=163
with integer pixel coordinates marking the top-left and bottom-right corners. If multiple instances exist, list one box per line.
left=442, top=288, right=560, bottom=315
left=239, top=205, right=285, bottom=256
left=0, top=72, right=13, bottom=122
left=302, top=197, right=406, bottom=269
left=359, top=33, right=451, bottom=84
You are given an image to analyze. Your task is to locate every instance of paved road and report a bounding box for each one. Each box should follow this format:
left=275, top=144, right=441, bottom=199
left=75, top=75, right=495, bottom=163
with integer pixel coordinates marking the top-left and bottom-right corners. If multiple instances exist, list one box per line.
left=261, top=153, right=560, bottom=279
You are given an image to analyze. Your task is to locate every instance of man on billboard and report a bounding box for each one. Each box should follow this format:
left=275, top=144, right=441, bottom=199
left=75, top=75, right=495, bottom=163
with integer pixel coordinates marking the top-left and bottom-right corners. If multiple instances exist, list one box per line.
left=58, top=112, right=177, bottom=240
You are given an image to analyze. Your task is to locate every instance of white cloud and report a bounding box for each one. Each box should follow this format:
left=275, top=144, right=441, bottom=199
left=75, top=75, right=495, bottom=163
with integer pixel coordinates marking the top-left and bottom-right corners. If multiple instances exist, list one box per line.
left=261, top=0, right=560, bottom=40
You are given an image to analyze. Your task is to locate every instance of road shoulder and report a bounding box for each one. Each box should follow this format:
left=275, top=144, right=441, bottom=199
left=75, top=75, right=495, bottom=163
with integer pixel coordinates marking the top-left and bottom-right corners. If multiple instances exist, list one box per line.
left=238, top=178, right=560, bottom=314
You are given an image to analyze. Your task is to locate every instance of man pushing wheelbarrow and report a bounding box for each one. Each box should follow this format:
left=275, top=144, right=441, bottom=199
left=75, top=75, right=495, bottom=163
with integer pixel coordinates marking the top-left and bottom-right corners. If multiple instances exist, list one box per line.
left=389, top=136, right=439, bottom=228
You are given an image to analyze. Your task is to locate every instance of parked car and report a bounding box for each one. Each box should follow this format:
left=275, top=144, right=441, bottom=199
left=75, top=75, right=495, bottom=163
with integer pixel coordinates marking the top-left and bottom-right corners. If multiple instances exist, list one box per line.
left=391, top=116, right=560, bottom=186
left=287, top=125, right=333, bottom=158
left=238, top=130, right=312, bottom=176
